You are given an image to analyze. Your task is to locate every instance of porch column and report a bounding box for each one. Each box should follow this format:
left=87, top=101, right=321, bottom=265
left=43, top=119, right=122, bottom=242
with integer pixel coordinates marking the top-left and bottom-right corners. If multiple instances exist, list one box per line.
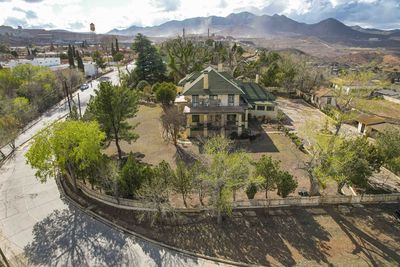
left=220, top=114, right=225, bottom=137
left=186, top=114, right=191, bottom=137
left=203, top=114, right=208, bottom=137
left=244, top=109, right=249, bottom=129
left=237, top=113, right=242, bottom=135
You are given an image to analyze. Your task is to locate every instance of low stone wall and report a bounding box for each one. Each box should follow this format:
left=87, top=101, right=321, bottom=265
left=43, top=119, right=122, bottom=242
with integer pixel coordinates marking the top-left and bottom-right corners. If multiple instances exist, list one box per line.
left=234, top=193, right=400, bottom=208
left=77, top=181, right=158, bottom=211
left=76, top=181, right=400, bottom=212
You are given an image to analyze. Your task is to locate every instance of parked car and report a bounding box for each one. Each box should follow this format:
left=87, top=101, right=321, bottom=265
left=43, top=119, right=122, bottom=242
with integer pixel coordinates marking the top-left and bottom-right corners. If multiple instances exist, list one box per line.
left=80, top=83, right=89, bottom=90
left=98, top=76, right=110, bottom=82
left=298, top=190, right=309, bottom=197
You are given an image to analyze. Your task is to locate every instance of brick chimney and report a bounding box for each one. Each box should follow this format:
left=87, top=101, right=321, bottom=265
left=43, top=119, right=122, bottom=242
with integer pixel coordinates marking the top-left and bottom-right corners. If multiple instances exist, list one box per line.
left=204, top=73, right=209, bottom=89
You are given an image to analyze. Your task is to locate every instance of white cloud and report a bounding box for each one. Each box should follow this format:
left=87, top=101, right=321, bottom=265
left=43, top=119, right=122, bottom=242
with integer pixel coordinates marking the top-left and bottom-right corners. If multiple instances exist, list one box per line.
left=0, top=0, right=399, bottom=32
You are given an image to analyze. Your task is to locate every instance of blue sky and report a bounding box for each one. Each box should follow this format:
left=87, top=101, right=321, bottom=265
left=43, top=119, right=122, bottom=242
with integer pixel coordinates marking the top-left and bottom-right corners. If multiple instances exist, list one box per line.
left=0, top=0, right=399, bottom=33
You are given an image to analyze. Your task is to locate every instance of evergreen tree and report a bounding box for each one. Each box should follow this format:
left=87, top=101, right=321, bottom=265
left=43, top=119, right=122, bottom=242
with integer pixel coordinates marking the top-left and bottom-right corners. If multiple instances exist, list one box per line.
left=76, top=51, right=85, bottom=72
left=67, top=44, right=75, bottom=68
left=115, top=38, right=119, bottom=52
left=72, top=45, right=76, bottom=58
left=111, top=42, right=115, bottom=56
left=132, top=34, right=166, bottom=84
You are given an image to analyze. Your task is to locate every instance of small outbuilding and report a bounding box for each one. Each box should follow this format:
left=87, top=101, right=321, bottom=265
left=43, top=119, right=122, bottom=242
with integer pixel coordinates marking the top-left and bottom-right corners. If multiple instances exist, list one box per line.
left=311, top=87, right=337, bottom=108
left=356, top=114, right=386, bottom=136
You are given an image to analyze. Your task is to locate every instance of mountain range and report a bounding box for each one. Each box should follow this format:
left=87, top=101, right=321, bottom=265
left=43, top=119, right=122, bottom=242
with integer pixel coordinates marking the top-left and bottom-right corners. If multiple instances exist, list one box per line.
left=109, top=12, right=400, bottom=47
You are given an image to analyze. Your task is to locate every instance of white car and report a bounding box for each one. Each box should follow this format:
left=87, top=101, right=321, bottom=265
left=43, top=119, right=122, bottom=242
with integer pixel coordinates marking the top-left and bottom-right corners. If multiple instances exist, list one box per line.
left=80, top=83, right=89, bottom=90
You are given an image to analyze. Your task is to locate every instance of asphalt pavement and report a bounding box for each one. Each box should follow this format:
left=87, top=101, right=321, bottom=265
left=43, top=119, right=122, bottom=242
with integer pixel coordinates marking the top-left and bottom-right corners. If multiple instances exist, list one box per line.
left=0, top=67, right=225, bottom=267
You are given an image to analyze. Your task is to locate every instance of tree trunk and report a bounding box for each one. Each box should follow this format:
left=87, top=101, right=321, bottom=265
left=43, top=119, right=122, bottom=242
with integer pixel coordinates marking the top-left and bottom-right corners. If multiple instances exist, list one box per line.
left=199, top=189, right=204, bottom=206
left=115, top=134, right=122, bottom=160
left=183, top=194, right=187, bottom=208
left=66, top=163, right=77, bottom=192
left=309, top=175, right=320, bottom=196
left=217, top=210, right=222, bottom=224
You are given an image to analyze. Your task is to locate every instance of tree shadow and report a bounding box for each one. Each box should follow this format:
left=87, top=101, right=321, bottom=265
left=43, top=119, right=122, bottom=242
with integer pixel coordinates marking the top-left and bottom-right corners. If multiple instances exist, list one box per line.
left=157, top=208, right=332, bottom=266
left=325, top=205, right=400, bottom=266
left=243, top=121, right=279, bottom=153
left=134, top=238, right=199, bottom=267
left=174, top=145, right=199, bottom=165
left=24, top=205, right=129, bottom=267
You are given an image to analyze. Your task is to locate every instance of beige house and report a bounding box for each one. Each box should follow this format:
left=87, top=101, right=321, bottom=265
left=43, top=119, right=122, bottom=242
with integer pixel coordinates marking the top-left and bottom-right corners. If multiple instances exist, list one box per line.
left=311, top=87, right=337, bottom=108
left=177, top=66, right=277, bottom=138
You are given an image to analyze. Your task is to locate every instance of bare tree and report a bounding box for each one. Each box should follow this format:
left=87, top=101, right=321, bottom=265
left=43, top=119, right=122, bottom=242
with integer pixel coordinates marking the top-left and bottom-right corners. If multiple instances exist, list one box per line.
left=160, top=106, right=186, bottom=146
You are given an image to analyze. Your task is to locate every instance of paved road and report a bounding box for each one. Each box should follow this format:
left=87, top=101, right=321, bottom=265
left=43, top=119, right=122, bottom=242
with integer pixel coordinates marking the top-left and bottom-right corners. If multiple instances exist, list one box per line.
left=0, top=68, right=225, bottom=267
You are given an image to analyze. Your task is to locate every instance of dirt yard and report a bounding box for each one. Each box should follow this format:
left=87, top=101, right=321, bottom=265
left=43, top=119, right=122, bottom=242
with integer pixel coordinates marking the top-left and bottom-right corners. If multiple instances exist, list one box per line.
left=103, top=104, right=177, bottom=167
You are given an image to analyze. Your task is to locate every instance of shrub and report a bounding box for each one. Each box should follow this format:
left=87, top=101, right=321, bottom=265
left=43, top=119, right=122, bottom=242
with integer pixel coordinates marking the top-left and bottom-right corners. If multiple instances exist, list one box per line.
left=136, top=80, right=150, bottom=91
left=245, top=183, right=258, bottom=199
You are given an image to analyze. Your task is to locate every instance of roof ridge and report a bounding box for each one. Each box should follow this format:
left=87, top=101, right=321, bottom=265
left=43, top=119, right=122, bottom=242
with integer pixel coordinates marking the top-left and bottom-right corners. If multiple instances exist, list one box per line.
left=211, top=67, right=244, bottom=94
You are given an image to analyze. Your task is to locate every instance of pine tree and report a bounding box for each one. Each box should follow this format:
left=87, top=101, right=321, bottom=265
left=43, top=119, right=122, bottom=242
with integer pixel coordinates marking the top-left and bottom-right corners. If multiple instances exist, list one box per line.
left=115, top=38, right=119, bottom=52
left=132, top=34, right=166, bottom=84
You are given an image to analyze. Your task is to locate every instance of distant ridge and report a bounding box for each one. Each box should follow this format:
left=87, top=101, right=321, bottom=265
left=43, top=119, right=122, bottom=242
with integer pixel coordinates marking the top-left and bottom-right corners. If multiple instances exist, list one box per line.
left=108, top=12, right=400, bottom=47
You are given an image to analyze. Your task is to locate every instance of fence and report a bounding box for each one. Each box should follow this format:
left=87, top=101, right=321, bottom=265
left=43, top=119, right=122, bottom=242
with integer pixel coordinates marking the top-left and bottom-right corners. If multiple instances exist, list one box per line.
left=75, top=180, right=400, bottom=213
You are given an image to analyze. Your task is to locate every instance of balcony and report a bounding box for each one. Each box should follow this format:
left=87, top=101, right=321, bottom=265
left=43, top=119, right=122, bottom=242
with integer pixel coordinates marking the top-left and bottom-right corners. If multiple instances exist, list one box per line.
left=185, top=100, right=247, bottom=114
left=192, top=99, right=222, bottom=108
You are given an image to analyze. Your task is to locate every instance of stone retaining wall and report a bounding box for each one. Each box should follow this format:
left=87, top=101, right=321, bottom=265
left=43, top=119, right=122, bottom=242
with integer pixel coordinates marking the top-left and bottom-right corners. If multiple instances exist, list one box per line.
left=77, top=181, right=400, bottom=212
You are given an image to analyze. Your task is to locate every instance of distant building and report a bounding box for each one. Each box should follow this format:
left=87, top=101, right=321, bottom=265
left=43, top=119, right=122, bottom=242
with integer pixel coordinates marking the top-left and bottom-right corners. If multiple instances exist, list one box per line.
left=371, top=89, right=400, bottom=104
left=356, top=114, right=400, bottom=138
left=84, top=62, right=98, bottom=77
left=311, top=87, right=337, bottom=108
left=4, top=56, right=60, bottom=68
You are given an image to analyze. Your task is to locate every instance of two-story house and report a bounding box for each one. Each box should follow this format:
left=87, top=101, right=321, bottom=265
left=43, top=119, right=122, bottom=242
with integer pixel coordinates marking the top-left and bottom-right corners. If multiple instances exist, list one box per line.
left=177, top=66, right=276, bottom=138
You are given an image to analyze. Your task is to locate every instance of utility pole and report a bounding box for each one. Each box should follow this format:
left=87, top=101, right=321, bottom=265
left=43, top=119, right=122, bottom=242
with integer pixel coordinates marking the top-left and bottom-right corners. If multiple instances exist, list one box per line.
left=77, top=93, right=82, bottom=119
left=64, top=80, right=72, bottom=113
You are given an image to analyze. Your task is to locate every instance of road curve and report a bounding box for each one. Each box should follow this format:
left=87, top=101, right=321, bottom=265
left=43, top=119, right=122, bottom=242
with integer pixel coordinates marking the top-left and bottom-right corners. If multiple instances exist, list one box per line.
left=0, top=68, right=227, bottom=267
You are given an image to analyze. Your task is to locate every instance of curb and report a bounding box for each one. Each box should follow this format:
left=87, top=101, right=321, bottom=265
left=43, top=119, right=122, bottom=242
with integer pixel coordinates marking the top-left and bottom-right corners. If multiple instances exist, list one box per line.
left=56, top=177, right=257, bottom=267
left=0, top=113, right=69, bottom=168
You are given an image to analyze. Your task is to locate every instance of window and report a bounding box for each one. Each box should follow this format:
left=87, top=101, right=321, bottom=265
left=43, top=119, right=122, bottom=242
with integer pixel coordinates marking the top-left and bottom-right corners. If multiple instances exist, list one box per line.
left=327, top=97, right=332, bottom=105
left=256, top=105, right=265, bottom=111
left=192, top=95, right=199, bottom=107
left=192, top=115, right=200, bottom=123
left=209, top=95, right=218, bottom=100
left=228, top=94, right=235, bottom=106
left=266, top=106, right=274, bottom=111
left=227, top=114, right=236, bottom=122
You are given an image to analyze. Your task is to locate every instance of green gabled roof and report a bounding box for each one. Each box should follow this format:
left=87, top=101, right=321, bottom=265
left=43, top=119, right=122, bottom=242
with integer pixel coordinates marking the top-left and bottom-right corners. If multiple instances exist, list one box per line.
left=178, top=71, right=201, bottom=86
left=182, top=67, right=244, bottom=96
left=237, top=81, right=276, bottom=104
